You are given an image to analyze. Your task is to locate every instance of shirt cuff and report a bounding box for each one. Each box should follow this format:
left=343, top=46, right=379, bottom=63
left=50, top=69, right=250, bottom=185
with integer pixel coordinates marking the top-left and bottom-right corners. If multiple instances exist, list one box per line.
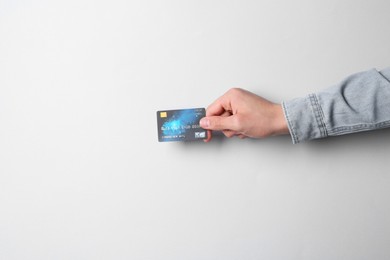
left=282, top=94, right=328, bottom=144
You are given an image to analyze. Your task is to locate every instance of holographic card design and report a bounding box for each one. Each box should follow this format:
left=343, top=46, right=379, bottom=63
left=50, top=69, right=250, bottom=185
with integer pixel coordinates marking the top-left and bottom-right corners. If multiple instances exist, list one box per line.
left=157, top=108, right=207, bottom=142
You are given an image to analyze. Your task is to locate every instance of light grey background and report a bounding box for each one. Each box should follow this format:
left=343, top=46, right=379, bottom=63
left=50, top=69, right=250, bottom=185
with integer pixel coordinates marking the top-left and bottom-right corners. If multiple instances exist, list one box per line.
left=1, top=0, right=390, bottom=259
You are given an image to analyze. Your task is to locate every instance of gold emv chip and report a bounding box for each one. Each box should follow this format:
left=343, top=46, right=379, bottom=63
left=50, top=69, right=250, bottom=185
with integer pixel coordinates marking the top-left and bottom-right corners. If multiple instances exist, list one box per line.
left=160, top=112, right=167, bottom=118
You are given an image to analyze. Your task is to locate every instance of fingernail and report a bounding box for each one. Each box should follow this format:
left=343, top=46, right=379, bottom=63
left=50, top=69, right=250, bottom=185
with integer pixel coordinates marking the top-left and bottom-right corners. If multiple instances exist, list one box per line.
left=200, top=118, right=209, bottom=128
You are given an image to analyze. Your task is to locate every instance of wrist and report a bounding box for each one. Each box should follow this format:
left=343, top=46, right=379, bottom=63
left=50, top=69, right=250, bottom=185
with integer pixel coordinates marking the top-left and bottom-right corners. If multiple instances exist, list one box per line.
left=272, top=103, right=289, bottom=136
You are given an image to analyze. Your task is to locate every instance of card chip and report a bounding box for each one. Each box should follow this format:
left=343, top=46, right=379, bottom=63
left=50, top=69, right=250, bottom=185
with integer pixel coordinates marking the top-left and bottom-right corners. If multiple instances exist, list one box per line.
left=160, top=112, right=167, bottom=118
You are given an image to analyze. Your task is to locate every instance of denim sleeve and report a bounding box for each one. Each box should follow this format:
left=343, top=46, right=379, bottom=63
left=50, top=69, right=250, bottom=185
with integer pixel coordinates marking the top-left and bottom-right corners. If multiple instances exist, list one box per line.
left=282, top=67, right=390, bottom=144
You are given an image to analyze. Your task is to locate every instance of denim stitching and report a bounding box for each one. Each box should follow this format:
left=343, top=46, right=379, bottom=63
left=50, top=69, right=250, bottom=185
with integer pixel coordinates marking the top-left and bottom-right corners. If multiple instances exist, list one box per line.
left=327, top=120, right=390, bottom=135
left=312, top=94, right=329, bottom=138
left=309, top=94, right=328, bottom=138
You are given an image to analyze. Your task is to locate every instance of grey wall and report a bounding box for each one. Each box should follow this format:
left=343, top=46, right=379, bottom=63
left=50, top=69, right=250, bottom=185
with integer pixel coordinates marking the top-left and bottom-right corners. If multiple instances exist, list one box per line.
left=1, top=0, right=390, bottom=259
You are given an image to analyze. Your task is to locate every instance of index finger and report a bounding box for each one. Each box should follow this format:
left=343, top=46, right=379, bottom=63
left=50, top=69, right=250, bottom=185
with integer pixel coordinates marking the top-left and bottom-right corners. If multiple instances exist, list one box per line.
left=206, top=91, right=233, bottom=117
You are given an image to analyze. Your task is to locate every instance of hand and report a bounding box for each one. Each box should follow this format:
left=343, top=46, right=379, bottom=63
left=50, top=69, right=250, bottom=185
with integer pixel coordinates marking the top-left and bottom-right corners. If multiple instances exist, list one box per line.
left=200, top=88, right=289, bottom=142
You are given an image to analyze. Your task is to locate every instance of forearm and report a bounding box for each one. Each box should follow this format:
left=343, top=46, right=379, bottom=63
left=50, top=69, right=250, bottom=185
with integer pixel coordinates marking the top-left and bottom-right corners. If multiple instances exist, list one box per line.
left=282, top=67, right=390, bottom=144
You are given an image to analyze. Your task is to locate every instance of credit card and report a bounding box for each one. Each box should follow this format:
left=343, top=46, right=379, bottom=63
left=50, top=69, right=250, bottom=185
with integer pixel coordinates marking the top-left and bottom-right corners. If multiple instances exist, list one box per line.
left=157, top=108, right=207, bottom=142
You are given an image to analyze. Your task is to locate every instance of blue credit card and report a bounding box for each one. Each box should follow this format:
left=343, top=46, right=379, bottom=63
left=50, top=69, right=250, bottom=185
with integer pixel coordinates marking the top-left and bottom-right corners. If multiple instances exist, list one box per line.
left=157, top=108, right=207, bottom=142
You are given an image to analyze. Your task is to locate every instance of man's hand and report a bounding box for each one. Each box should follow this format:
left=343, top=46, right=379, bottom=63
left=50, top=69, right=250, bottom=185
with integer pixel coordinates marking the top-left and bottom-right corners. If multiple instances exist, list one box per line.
left=200, top=88, right=289, bottom=142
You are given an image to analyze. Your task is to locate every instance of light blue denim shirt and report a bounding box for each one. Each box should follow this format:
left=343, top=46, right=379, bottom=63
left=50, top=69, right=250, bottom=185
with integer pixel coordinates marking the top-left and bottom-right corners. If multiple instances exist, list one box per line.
left=282, top=67, right=390, bottom=144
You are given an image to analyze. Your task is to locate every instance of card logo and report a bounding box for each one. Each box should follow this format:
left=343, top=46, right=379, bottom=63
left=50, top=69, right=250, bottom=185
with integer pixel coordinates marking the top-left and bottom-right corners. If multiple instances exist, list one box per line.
left=195, top=131, right=206, bottom=138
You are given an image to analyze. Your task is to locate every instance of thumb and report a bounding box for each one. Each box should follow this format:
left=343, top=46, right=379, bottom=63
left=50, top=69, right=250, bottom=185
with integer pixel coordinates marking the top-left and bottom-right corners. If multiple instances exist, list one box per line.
left=200, top=115, right=239, bottom=131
